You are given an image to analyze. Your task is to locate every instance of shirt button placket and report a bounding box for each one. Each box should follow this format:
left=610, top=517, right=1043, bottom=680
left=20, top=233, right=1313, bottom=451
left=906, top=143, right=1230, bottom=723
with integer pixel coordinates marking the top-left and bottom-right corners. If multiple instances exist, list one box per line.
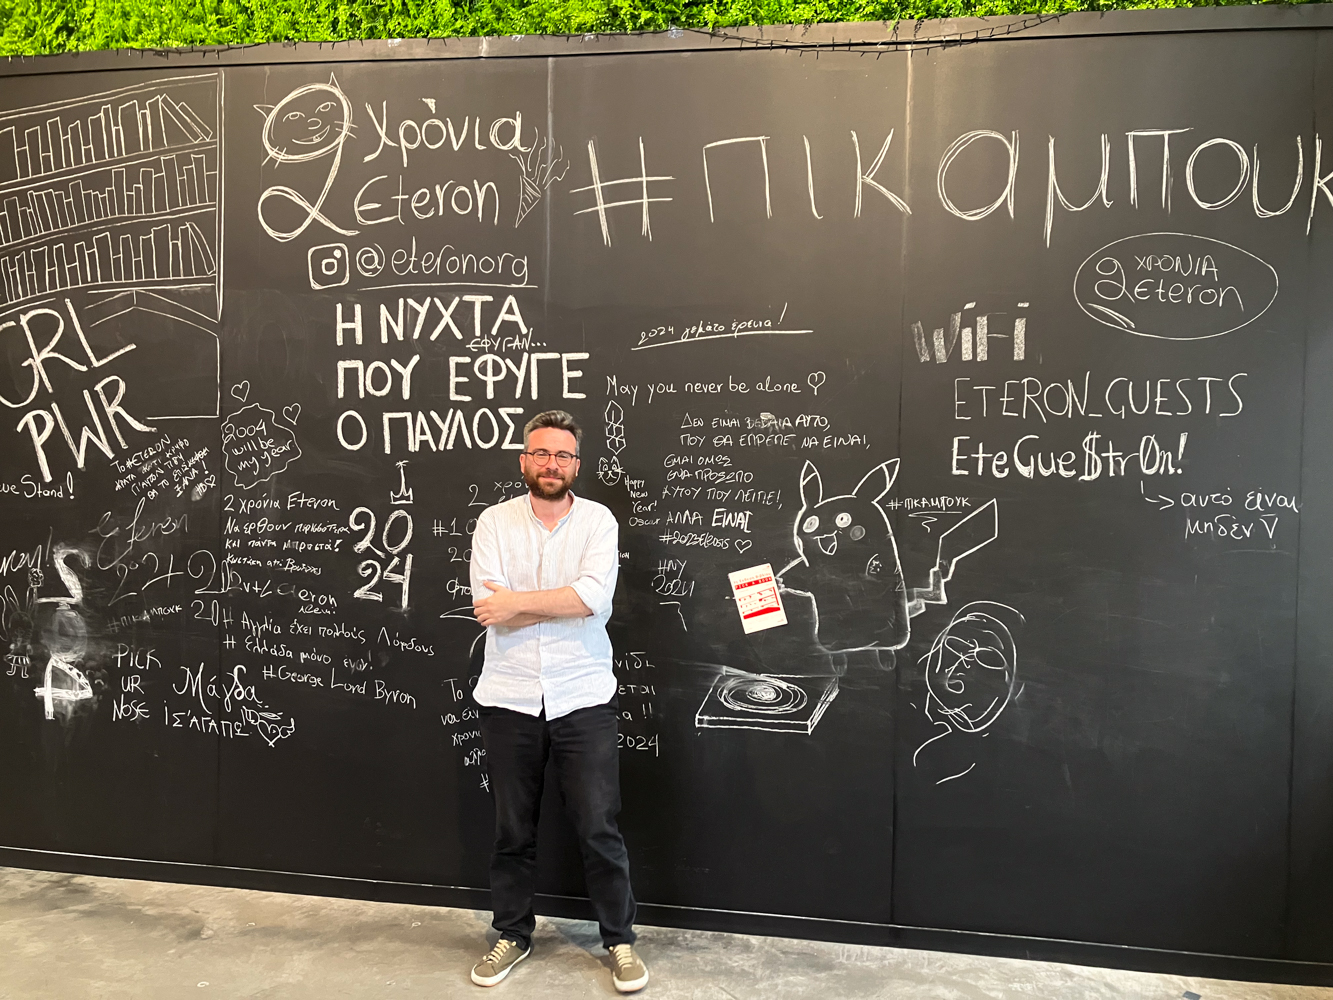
left=535, top=524, right=546, bottom=682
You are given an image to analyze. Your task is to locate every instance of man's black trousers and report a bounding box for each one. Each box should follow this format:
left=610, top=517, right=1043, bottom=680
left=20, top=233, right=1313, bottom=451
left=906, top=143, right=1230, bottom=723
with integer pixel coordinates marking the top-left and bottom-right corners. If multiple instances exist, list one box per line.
left=478, top=697, right=637, bottom=950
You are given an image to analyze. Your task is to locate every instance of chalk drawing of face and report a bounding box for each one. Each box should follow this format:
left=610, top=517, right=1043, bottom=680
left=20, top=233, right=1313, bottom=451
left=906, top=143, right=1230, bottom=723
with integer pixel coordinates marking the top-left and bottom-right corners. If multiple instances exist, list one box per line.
left=924, top=602, right=1020, bottom=734
left=256, top=74, right=353, bottom=165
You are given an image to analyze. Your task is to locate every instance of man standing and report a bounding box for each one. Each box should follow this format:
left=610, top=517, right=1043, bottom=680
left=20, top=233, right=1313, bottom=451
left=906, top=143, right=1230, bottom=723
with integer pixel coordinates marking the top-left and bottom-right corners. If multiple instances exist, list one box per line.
left=468, top=410, right=648, bottom=993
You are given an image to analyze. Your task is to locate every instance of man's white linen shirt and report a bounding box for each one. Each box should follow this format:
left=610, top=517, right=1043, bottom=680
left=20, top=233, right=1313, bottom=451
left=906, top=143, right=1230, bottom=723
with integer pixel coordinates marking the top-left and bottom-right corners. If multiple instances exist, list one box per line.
left=470, top=493, right=620, bottom=720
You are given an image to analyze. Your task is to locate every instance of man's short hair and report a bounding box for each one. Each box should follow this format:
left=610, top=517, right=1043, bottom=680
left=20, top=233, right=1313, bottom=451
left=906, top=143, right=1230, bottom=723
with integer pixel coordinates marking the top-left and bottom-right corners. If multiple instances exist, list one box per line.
left=523, top=410, right=583, bottom=451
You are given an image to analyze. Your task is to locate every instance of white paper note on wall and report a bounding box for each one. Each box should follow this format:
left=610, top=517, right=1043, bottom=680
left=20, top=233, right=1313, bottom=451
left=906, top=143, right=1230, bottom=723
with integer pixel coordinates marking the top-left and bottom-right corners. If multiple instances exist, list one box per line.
left=728, top=563, right=788, bottom=634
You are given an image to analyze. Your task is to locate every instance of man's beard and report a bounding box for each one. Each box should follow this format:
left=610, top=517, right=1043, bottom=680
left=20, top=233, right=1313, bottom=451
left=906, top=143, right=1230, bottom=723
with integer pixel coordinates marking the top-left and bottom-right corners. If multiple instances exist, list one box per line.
left=525, top=466, right=572, bottom=501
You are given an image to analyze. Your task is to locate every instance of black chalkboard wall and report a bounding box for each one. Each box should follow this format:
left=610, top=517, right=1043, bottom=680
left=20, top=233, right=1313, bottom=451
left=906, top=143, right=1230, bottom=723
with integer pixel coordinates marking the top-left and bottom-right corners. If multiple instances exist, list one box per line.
left=4, top=6, right=1333, bottom=983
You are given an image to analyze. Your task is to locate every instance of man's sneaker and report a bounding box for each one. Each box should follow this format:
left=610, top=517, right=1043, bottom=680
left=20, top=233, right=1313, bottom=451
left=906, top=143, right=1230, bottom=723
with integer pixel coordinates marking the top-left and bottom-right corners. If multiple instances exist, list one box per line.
left=609, top=943, right=649, bottom=993
left=470, top=938, right=530, bottom=986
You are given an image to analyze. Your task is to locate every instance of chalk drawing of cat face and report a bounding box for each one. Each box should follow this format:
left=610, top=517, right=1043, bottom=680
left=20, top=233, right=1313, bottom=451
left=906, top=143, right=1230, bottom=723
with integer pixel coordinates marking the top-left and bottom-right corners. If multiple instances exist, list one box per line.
left=255, top=74, right=353, bottom=165
left=788, top=459, right=910, bottom=653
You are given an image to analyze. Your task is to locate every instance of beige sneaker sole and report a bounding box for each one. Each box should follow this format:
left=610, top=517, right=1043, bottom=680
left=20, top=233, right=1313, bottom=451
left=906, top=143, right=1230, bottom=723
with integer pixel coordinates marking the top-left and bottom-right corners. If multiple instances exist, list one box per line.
left=470, top=947, right=529, bottom=987
left=612, top=965, right=649, bottom=993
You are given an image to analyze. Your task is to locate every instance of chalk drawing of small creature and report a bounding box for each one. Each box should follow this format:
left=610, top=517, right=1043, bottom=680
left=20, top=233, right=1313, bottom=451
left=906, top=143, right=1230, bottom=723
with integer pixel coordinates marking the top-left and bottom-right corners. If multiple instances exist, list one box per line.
left=778, top=459, right=908, bottom=653
left=778, top=459, right=1000, bottom=656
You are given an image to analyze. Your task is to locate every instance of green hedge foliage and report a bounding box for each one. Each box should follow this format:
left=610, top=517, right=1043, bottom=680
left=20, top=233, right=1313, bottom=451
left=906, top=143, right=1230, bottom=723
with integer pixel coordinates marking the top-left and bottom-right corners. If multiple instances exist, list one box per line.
left=0, top=0, right=1307, bottom=57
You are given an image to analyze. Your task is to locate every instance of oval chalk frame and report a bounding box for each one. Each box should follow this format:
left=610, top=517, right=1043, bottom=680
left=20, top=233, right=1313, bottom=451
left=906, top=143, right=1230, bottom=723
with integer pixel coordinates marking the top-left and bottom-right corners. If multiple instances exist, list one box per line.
left=1073, top=232, right=1280, bottom=341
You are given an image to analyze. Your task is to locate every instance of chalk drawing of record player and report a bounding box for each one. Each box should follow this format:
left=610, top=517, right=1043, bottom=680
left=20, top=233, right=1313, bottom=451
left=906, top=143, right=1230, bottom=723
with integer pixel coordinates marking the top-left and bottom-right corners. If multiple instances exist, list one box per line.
left=696, top=670, right=840, bottom=735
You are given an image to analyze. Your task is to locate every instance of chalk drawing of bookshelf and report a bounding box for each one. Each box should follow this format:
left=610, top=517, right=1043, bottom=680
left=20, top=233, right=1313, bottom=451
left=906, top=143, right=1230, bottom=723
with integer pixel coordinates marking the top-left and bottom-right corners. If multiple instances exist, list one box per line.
left=0, top=73, right=221, bottom=314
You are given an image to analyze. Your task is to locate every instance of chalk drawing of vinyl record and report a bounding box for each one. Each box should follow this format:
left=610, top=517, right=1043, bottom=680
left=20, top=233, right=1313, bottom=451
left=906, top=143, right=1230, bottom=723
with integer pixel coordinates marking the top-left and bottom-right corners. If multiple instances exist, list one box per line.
left=718, top=674, right=809, bottom=715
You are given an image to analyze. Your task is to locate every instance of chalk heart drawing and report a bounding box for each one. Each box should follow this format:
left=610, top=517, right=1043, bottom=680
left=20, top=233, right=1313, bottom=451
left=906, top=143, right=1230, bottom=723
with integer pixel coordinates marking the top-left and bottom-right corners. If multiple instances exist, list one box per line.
left=735, top=539, right=753, bottom=554
left=221, top=403, right=302, bottom=490
left=230, top=381, right=250, bottom=403
left=1073, top=232, right=1278, bottom=340
left=242, top=706, right=296, bottom=747
left=807, top=371, right=826, bottom=395
left=283, top=403, right=302, bottom=425
left=254, top=717, right=288, bottom=746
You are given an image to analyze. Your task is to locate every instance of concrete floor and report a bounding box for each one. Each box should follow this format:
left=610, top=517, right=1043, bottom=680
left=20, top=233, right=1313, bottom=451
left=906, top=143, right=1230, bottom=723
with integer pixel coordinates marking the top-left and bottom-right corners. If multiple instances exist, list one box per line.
left=0, top=867, right=1329, bottom=1000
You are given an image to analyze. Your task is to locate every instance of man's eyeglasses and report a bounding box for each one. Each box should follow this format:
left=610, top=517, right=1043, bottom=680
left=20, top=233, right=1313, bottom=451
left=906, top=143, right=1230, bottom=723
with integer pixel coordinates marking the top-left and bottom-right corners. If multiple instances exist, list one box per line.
left=522, top=449, right=579, bottom=468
